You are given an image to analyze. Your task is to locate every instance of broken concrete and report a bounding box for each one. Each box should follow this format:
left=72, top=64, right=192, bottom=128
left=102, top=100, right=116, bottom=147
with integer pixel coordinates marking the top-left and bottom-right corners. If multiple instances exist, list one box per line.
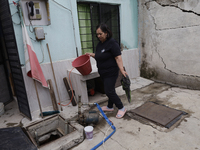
left=139, top=0, right=200, bottom=89
left=147, top=1, right=200, bottom=30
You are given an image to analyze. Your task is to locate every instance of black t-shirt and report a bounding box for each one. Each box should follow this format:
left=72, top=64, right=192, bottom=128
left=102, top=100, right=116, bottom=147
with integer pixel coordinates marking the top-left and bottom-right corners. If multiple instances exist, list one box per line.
left=95, top=38, right=121, bottom=77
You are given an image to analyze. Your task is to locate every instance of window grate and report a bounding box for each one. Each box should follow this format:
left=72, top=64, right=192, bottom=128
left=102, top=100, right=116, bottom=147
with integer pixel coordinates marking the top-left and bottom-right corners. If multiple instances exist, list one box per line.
left=77, top=2, right=120, bottom=54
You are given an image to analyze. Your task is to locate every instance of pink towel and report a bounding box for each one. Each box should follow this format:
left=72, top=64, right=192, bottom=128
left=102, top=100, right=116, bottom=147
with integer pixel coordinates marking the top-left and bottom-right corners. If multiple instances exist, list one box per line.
left=22, top=23, right=48, bottom=88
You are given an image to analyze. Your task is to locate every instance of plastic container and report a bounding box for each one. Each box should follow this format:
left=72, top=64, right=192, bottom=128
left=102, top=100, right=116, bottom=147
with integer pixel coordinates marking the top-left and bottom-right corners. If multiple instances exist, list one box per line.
left=84, top=126, right=94, bottom=140
left=0, top=103, right=5, bottom=116
left=72, top=54, right=92, bottom=75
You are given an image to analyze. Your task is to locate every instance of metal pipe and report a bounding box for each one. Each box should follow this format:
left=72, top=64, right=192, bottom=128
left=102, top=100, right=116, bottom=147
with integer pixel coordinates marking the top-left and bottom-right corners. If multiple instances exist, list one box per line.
left=51, top=0, right=79, bottom=57
left=69, top=0, right=79, bottom=57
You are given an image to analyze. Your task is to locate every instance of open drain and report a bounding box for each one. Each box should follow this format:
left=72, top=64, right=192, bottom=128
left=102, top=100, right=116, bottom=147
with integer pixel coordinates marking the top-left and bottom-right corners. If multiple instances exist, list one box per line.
left=24, top=115, right=84, bottom=150
left=36, top=129, right=63, bottom=146
left=129, top=101, right=187, bottom=128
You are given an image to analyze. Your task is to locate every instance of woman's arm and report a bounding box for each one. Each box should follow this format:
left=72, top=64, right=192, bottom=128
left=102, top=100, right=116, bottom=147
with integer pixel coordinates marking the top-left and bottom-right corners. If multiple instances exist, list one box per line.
left=86, top=53, right=95, bottom=58
left=115, top=55, right=128, bottom=77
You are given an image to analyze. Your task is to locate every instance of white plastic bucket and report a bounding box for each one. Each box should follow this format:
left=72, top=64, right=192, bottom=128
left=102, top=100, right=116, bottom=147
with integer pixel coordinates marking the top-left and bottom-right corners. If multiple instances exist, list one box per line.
left=0, top=103, right=4, bottom=116
left=84, top=126, right=94, bottom=140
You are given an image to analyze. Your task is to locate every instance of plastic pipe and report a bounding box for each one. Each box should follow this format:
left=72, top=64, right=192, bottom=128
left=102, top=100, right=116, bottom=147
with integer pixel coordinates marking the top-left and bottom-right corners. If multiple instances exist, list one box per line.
left=90, top=103, right=116, bottom=150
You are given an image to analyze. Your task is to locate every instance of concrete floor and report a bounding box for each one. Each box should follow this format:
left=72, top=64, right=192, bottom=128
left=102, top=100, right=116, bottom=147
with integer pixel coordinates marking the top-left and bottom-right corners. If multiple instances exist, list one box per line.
left=1, top=77, right=200, bottom=150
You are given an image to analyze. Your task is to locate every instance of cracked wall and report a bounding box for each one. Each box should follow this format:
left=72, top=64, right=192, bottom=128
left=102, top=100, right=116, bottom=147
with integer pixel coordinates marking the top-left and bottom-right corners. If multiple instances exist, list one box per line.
left=138, top=0, right=200, bottom=89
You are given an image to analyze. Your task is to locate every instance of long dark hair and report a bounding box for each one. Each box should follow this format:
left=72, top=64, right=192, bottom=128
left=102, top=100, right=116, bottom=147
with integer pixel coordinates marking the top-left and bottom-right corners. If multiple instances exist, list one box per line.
left=96, top=23, right=113, bottom=39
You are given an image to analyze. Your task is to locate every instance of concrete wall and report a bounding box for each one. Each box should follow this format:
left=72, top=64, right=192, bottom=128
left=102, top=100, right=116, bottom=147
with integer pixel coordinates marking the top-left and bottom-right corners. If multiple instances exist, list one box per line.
left=138, top=0, right=200, bottom=89
left=8, top=0, right=139, bottom=113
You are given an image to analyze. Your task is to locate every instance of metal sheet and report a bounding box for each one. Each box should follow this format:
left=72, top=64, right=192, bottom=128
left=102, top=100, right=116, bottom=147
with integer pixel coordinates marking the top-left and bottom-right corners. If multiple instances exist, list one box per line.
left=0, top=0, right=32, bottom=120
left=131, top=102, right=183, bottom=127
left=0, top=127, right=37, bottom=150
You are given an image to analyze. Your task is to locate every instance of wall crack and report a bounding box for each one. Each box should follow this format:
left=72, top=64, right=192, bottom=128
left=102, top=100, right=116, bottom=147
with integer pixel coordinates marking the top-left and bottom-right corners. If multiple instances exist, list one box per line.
left=156, top=3, right=200, bottom=17
left=154, top=45, right=200, bottom=79
left=144, top=1, right=200, bottom=31
left=143, top=1, right=200, bottom=78
left=140, top=0, right=200, bottom=89
left=145, top=0, right=200, bottom=17
left=155, top=25, right=200, bottom=31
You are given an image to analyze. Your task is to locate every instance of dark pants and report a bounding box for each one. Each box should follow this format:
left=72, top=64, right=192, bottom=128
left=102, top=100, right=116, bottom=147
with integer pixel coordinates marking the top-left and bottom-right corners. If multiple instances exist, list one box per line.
left=102, top=75, right=123, bottom=109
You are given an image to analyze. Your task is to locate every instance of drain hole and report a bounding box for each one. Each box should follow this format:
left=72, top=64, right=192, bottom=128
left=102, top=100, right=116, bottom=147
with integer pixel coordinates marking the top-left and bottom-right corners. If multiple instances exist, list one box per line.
left=25, top=115, right=78, bottom=148
left=37, top=129, right=63, bottom=146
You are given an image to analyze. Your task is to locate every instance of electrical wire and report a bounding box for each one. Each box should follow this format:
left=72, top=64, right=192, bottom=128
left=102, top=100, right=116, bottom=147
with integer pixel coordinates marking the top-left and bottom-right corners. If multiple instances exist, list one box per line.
left=103, top=125, right=112, bottom=150
left=12, top=20, right=21, bottom=25
left=30, top=37, right=37, bottom=42
left=11, top=2, right=21, bottom=25
left=91, top=103, right=116, bottom=150
left=12, top=11, right=21, bottom=25
left=98, top=112, right=114, bottom=150
left=29, top=20, right=34, bottom=33
left=51, top=0, right=71, bottom=11
left=51, top=0, right=79, bottom=57
left=39, top=41, right=44, bottom=64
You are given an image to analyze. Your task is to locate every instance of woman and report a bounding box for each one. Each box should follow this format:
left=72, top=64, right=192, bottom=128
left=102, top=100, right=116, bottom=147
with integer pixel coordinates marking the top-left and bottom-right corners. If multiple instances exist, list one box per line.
left=87, top=23, right=128, bottom=119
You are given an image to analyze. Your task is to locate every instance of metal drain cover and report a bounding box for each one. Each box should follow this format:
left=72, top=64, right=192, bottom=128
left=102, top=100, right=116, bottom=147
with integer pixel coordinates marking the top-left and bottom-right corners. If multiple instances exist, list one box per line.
left=131, top=102, right=183, bottom=127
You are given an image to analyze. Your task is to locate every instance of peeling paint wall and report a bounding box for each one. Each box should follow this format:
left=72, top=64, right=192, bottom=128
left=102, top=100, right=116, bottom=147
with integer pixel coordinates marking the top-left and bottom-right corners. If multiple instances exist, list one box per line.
left=138, top=0, right=200, bottom=89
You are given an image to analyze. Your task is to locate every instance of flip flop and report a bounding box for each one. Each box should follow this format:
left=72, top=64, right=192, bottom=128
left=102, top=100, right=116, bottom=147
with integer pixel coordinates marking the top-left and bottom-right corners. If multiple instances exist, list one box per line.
left=101, top=106, right=114, bottom=112
left=116, top=109, right=127, bottom=119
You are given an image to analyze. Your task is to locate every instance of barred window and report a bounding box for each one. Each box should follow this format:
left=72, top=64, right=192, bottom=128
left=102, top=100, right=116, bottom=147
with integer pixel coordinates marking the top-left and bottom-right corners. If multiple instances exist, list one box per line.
left=77, top=2, right=120, bottom=54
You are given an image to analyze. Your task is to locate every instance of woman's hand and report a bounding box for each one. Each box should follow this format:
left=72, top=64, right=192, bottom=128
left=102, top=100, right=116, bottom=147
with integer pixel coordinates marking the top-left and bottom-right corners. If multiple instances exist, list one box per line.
left=86, top=53, right=95, bottom=58
left=121, top=69, right=128, bottom=77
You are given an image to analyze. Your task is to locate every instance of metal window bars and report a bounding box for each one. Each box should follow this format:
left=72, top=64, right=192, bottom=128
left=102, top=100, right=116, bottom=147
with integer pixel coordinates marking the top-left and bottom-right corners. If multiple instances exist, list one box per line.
left=77, top=2, right=120, bottom=54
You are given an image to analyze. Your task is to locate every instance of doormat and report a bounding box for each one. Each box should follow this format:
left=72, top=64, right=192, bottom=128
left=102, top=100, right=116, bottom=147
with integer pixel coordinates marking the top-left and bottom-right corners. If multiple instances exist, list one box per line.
left=129, top=101, right=187, bottom=128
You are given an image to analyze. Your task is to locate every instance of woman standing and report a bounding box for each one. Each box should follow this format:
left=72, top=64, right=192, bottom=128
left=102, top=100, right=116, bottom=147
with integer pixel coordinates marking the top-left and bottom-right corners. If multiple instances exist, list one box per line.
left=87, top=23, right=128, bottom=119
